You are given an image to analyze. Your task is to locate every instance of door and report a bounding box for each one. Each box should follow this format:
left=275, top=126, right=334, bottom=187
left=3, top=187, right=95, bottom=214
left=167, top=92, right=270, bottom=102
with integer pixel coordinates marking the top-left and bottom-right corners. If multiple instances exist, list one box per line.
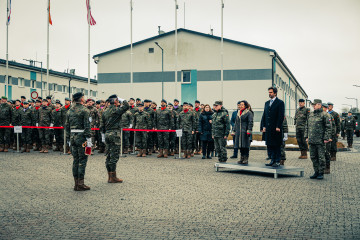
left=7, top=86, right=12, bottom=100
left=181, top=70, right=197, bottom=104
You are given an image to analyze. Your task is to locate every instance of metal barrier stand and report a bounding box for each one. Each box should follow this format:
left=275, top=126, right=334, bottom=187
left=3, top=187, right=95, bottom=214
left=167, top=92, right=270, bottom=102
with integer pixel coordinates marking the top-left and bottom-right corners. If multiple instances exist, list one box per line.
left=120, top=128, right=126, bottom=158
left=16, top=133, right=20, bottom=153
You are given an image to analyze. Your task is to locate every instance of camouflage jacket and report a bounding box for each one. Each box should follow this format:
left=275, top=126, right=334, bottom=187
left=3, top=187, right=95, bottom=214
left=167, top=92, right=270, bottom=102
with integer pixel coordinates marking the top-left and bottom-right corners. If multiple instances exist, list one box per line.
left=20, top=107, right=34, bottom=126
left=100, top=101, right=129, bottom=133
left=38, top=106, right=53, bottom=126
left=12, top=106, right=23, bottom=126
left=305, top=108, right=331, bottom=144
left=65, top=103, right=91, bottom=143
left=144, top=107, right=156, bottom=129
left=212, top=107, right=230, bottom=138
left=343, top=116, right=356, bottom=131
left=87, top=105, right=100, bottom=128
left=120, top=110, right=134, bottom=129
left=155, top=108, right=174, bottom=130
left=171, top=110, right=179, bottom=130
left=52, top=108, right=65, bottom=127
left=61, top=105, right=71, bottom=125
left=0, top=103, right=12, bottom=125
left=294, top=107, right=310, bottom=129
left=178, top=110, right=195, bottom=133
left=328, top=110, right=340, bottom=135
left=129, top=105, right=139, bottom=115
left=133, top=111, right=152, bottom=129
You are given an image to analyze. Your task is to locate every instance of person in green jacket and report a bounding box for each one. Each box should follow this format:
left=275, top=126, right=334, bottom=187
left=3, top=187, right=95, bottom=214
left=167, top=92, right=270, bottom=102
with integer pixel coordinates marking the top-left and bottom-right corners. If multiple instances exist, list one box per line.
left=212, top=100, right=230, bottom=162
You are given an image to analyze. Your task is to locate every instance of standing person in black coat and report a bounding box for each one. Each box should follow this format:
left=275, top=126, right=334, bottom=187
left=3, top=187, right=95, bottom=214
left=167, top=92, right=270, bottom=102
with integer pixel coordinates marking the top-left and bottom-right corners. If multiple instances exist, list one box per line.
left=230, top=101, right=241, bottom=159
left=198, top=104, right=214, bottom=159
left=260, top=87, right=285, bottom=167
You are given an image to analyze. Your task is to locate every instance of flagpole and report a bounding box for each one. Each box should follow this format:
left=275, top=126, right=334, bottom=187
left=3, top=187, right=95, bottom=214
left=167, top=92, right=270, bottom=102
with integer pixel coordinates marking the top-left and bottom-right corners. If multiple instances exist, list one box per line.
left=46, top=0, right=50, bottom=98
left=174, top=0, right=178, bottom=100
left=220, top=0, right=224, bottom=102
left=88, top=12, right=90, bottom=98
left=5, top=0, right=9, bottom=97
left=130, top=0, right=133, bottom=98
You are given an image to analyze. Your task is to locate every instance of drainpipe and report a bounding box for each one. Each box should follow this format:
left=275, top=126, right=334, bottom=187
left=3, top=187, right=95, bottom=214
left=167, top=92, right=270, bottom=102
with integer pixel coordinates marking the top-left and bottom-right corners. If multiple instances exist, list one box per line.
left=271, top=52, right=276, bottom=86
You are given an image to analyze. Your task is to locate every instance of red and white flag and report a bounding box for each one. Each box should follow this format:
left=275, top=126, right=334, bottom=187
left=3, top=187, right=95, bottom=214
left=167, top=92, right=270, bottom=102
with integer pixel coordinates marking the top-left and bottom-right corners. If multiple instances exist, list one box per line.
left=86, top=0, right=96, bottom=26
left=48, top=0, right=53, bottom=25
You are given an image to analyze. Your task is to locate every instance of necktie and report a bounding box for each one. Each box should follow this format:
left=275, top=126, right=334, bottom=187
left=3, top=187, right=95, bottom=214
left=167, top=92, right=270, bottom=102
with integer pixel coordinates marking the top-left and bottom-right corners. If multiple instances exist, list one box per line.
left=270, top=99, right=274, bottom=107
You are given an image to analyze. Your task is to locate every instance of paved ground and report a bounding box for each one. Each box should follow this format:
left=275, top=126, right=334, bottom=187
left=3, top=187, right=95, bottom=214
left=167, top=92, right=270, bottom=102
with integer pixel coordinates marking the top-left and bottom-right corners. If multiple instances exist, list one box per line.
left=0, top=139, right=360, bottom=239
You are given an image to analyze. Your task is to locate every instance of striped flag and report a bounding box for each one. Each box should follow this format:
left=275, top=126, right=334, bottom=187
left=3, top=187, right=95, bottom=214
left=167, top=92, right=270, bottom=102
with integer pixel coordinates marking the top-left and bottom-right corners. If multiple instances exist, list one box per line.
left=48, top=0, right=53, bottom=25
left=6, top=0, right=11, bottom=25
left=86, top=0, right=96, bottom=26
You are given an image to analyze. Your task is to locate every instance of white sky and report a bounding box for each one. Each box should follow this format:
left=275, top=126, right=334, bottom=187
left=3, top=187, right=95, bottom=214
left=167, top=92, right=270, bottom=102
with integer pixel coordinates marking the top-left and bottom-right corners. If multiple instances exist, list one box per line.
left=0, top=0, right=359, bottom=112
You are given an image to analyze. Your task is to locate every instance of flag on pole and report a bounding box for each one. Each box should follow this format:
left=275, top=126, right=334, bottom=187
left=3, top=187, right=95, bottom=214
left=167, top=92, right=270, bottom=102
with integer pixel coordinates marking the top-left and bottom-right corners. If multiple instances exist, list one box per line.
left=86, top=0, right=96, bottom=26
left=48, top=0, right=53, bottom=25
left=6, top=0, right=11, bottom=25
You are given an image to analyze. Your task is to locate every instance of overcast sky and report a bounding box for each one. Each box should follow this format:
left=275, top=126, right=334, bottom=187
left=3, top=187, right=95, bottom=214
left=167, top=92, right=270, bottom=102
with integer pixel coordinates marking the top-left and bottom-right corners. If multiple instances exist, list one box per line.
left=0, top=0, right=359, bottom=112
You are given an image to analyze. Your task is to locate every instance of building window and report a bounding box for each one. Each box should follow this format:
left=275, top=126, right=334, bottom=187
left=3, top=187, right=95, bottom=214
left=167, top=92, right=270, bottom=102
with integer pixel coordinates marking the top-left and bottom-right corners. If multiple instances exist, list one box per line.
left=92, top=91, right=97, bottom=97
left=19, top=78, right=25, bottom=87
left=53, top=83, right=58, bottom=92
left=63, top=86, right=68, bottom=93
left=90, top=90, right=93, bottom=96
left=149, top=48, right=154, bottom=53
left=43, top=82, right=47, bottom=90
left=182, top=70, right=191, bottom=84
left=31, top=80, right=36, bottom=88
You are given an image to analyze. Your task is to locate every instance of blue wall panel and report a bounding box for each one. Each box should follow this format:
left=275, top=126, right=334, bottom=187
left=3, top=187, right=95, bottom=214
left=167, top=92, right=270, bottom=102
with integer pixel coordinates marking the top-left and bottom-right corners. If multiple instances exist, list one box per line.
left=181, top=70, right=197, bottom=104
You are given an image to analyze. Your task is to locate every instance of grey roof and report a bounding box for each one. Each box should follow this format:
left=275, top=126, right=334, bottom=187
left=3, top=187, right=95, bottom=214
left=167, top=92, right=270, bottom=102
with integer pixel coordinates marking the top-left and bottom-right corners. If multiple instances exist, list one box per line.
left=0, top=59, right=97, bottom=84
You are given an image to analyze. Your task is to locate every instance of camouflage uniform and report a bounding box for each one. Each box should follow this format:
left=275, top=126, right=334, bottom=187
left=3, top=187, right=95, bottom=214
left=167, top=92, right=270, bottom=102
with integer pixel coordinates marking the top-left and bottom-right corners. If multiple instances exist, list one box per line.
left=169, top=110, right=179, bottom=154
left=65, top=102, right=91, bottom=190
left=38, top=106, right=53, bottom=150
left=32, top=106, right=41, bottom=150
left=100, top=101, right=129, bottom=174
left=294, top=106, right=310, bottom=154
left=128, top=105, right=138, bottom=150
left=120, top=109, right=134, bottom=152
left=324, top=112, right=335, bottom=166
left=52, top=108, right=65, bottom=150
left=21, top=107, right=35, bottom=150
left=212, top=106, right=230, bottom=162
left=305, top=108, right=331, bottom=176
left=155, top=107, right=174, bottom=156
left=328, top=110, right=340, bottom=154
left=87, top=105, right=100, bottom=147
left=62, top=104, right=72, bottom=153
left=178, top=109, right=195, bottom=157
left=280, top=117, right=288, bottom=162
left=133, top=110, right=152, bottom=152
left=144, top=106, right=156, bottom=152
left=344, top=116, right=356, bottom=147
left=12, top=106, right=23, bottom=149
left=0, top=102, right=12, bottom=150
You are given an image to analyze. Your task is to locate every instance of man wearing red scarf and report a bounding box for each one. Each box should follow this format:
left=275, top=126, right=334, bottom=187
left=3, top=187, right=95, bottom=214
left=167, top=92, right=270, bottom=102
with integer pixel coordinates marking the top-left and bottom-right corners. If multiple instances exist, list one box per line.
left=11, top=100, right=23, bottom=150
left=178, top=102, right=195, bottom=158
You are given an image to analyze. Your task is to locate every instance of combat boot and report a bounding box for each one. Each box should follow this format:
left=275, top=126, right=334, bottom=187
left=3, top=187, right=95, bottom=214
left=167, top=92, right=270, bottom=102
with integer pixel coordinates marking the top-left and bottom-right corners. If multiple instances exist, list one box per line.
left=136, top=149, right=142, bottom=157
left=21, top=145, right=27, bottom=153
left=324, top=164, right=330, bottom=174
left=108, top=172, right=123, bottom=183
left=190, top=151, right=194, bottom=157
left=123, top=148, right=129, bottom=154
left=310, top=172, right=319, bottom=179
left=4, top=144, right=9, bottom=152
left=157, top=149, right=164, bottom=158
left=12, top=144, right=17, bottom=150
left=33, top=144, right=40, bottom=151
left=170, top=150, right=175, bottom=156
left=187, top=151, right=191, bottom=159
left=26, top=144, right=31, bottom=153
left=243, top=156, right=249, bottom=164
left=43, top=145, right=49, bottom=153
left=77, top=179, right=90, bottom=191
left=39, top=146, right=44, bottom=153
left=141, top=150, right=147, bottom=157
left=237, top=156, right=244, bottom=164
left=0, top=144, right=4, bottom=152
left=183, top=150, right=188, bottom=159
left=163, top=149, right=169, bottom=158
left=74, top=178, right=78, bottom=191
left=330, top=152, right=336, bottom=161
left=107, top=172, right=111, bottom=183
left=194, top=150, right=200, bottom=155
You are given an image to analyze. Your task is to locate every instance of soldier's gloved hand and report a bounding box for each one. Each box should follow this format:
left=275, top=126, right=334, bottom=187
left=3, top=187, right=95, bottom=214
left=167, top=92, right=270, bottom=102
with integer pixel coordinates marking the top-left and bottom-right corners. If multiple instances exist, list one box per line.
left=283, top=133, right=288, bottom=141
left=67, top=141, right=71, bottom=147
left=50, top=123, right=54, bottom=127
left=101, top=133, right=105, bottom=143
left=86, top=138, right=93, bottom=147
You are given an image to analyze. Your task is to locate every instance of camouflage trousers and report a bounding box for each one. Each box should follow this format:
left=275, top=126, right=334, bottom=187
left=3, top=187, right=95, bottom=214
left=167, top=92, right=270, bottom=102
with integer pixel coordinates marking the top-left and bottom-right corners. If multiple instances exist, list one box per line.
left=169, top=132, right=177, bottom=150
left=0, top=128, right=11, bottom=145
left=123, top=131, right=130, bottom=149
left=330, top=137, right=337, bottom=153
left=135, top=132, right=147, bottom=149
left=21, top=128, right=32, bottom=145
left=214, top=137, right=227, bottom=162
left=346, top=130, right=354, bottom=146
left=39, top=129, right=51, bottom=146
left=70, top=133, right=88, bottom=179
left=325, top=142, right=331, bottom=165
left=309, top=143, right=325, bottom=174
left=296, top=128, right=308, bottom=151
left=147, top=132, right=154, bottom=149
left=54, top=129, right=64, bottom=146
left=181, top=132, right=193, bottom=151
left=157, top=132, right=169, bottom=149
left=105, top=130, right=121, bottom=172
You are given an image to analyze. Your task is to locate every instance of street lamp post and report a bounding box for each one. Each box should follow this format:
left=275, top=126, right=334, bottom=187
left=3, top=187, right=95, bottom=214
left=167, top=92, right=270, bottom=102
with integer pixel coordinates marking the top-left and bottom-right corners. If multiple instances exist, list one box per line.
left=155, top=42, right=164, bottom=99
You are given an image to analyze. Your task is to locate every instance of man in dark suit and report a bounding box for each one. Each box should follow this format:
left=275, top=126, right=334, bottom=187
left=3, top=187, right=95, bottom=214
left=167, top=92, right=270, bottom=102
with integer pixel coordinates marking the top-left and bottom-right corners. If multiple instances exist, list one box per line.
left=261, top=87, right=285, bottom=167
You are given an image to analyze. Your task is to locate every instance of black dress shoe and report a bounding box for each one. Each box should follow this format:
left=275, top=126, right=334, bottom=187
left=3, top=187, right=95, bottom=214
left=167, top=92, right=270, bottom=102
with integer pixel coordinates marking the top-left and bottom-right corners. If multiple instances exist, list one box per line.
left=207, top=156, right=212, bottom=159
left=202, top=156, right=206, bottom=159
left=317, top=174, right=324, bottom=180
left=310, top=172, right=319, bottom=179
left=272, top=162, right=280, bottom=167
left=230, top=155, right=237, bottom=159
left=265, top=160, right=275, bottom=166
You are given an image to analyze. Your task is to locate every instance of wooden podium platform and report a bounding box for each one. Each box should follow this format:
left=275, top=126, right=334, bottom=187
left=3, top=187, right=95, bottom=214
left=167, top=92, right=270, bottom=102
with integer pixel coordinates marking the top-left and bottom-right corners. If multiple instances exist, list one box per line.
left=214, top=162, right=305, bottom=179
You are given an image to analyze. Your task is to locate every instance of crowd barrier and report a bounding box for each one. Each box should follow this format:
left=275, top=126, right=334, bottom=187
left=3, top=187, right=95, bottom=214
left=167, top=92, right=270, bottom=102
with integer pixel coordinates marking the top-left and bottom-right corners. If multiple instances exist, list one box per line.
left=0, top=126, right=183, bottom=158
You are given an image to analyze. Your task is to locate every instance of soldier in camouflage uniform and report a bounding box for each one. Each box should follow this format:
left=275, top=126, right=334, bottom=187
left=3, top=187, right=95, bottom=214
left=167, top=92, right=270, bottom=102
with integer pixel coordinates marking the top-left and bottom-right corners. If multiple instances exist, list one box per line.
left=155, top=99, right=174, bottom=158
left=194, top=100, right=202, bottom=155
left=178, top=102, right=195, bottom=159
left=62, top=97, right=72, bottom=154
left=100, top=95, right=129, bottom=183
left=32, top=100, right=42, bottom=151
left=20, top=101, right=34, bottom=153
left=120, top=105, right=134, bottom=154
left=212, top=101, right=230, bottom=162
left=12, top=100, right=23, bottom=150
left=53, top=100, right=64, bottom=151
left=341, top=117, right=346, bottom=140
left=305, top=99, right=331, bottom=180
left=46, top=96, right=55, bottom=148
left=294, top=99, right=310, bottom=159
left=280, top=117, right=288, bottom=165
left=344, top=111, right=356, bottom=148
left=86, top=99, right=100, bottom=152
left=173, top=99, right=182, bottom=154
left=128, top=98, right=138, bottom=152
left=322, top=103, right=335, bottom=174
left=38, top=99, right=53, bottom=153
left=168, top=103, right=178, bottom=156
left=0, top=96, right=12, bottom=152
left=144, top=99, right=156, bottom=155
left=188, top=103, right=197, bottom=157
left=65, top=92, right=91, bottom=191
left=327, top=102, right=340, bottom=160
left=133, top=102, right=152, bottom=157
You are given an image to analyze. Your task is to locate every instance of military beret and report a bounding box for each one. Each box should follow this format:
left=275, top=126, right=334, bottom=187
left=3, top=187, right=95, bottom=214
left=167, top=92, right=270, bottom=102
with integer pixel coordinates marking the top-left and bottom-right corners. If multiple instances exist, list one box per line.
left=15, top=99, right=21, bottom=103
left=108, top=94, right=117, bottom=99
left=322, top=103, right=328, bottom=108
left=36, top=99, right=41, bottom=103
left=299, top=99, right=305, bottom=102
left=1, top=96, right=7, bottom=99
left=237, top=101, right=241, bottom=105
left=138, top=102, right=144, bottom=106
left=174, top=99, right=179, bottom=102
left=144, top=99, right=152, bottom=103
left=168, top=103, right=173, bottom=106
left=312, top=99, right=322, bottom=105
left=46, top=96, right=52, bottom=100
left=10, top=100, right=14, bottom=104
left=136, top=98, right=141, bottom=101
left=214, top=100, right=223, bottom=106
left=23, top=101, right=29, bottom=105
left=73, top=92, right=84, bottom=101
left=65, top=97, right=71, bottom=101
left=42, top=99, right=48, bottom=102
left=195, top=100, right=200, bottom=104
left=183, top=102, right=188, bottom=105
left=152, top=102, right=157, bottom=105
left=38, top=97, right=43, bottom=100
left=96, top=100, right=101, bottom=104
left=161, top=99, right=167, bottom=104
left=55, top=99, right=60, bottom=103
left=327, top=102, right=334, bottom=106
left=130, top=98, right=135, bottom=101
left=21, top=96, right=26, bottom=99
left=189, top=103, right=193, bottom=107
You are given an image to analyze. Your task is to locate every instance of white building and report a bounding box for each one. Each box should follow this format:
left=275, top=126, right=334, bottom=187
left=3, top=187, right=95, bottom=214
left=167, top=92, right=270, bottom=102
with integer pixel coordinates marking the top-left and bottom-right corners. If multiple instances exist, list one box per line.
left=94, top=28, right=308, bottom=132
left=0, top=59, right=98, bottom=103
